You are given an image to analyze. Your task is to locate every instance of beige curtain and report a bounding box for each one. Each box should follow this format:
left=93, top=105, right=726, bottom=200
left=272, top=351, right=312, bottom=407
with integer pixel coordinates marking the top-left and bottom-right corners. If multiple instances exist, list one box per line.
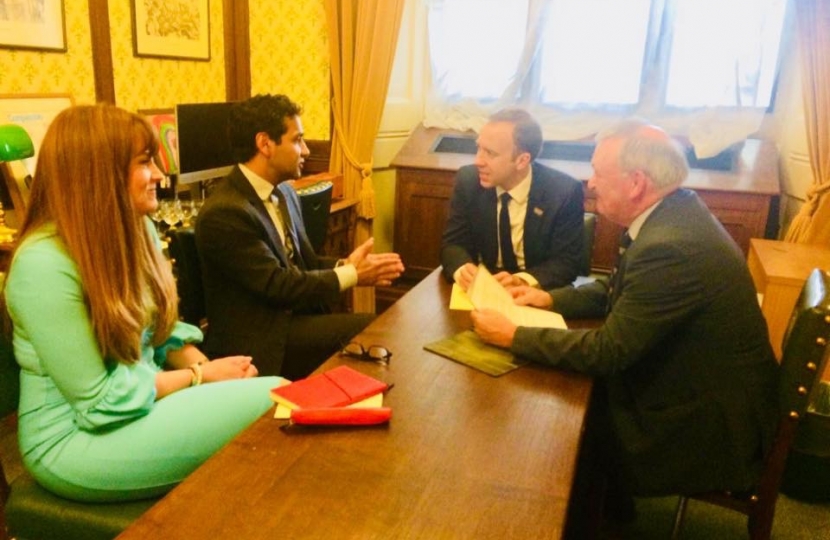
left=785, top=0, right=830, bottom=244
left=324, top=0, right=405, bottom=312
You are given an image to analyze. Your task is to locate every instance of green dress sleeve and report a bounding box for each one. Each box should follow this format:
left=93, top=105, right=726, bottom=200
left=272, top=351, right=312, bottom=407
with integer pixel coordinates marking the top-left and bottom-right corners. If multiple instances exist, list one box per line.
left=151, top=321, right=203, bottom=366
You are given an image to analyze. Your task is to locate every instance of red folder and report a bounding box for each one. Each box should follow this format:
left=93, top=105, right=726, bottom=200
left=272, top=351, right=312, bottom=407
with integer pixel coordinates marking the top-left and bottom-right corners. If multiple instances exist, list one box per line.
left=270, top=365, right=388, bottom=410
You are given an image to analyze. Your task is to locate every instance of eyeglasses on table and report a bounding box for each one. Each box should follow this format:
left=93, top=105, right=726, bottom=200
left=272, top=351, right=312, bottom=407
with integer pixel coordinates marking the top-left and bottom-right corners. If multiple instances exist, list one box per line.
left=340, top=342, right=392, bottom=365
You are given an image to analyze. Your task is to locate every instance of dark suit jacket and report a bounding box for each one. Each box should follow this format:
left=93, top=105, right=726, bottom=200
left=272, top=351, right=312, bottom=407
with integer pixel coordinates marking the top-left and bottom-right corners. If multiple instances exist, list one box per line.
left=194, top=166, right=341, bottom=373
left=512, top=189, right=779, bottom=495
left=440, top=162, right=584, bottom=289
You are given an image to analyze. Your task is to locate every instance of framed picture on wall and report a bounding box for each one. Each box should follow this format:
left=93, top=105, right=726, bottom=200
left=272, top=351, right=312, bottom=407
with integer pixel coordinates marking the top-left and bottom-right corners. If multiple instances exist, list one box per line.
left=0, top=0, right=67, bottom=52
left=131, top=0, right=210, bottom=61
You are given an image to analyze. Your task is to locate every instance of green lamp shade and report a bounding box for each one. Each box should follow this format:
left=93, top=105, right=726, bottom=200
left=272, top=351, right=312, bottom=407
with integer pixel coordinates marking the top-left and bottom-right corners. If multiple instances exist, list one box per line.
left=0, top=124, right=35, bottom=162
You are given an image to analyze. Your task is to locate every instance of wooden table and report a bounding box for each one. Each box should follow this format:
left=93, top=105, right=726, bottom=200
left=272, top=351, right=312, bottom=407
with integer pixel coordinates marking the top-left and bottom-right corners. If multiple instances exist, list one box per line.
left=748, top=238, right=830, bottom=366
left=117, top=269, right=594, bottom=540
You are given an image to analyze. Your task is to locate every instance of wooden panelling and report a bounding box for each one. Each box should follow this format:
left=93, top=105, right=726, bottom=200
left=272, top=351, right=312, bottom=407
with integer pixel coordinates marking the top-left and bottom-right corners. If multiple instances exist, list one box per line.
left=223, top=0, right=251, bottom=101
left=393, top=168, right=455, bottom=281
left=89, top=1, right=115, bottom=104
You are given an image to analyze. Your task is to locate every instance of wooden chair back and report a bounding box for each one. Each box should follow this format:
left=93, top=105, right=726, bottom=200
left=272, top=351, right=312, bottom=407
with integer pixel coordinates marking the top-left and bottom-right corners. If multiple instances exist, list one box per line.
left=671, top=268, right=830, bottom=540
left=167, top=226, right=207, bottom=330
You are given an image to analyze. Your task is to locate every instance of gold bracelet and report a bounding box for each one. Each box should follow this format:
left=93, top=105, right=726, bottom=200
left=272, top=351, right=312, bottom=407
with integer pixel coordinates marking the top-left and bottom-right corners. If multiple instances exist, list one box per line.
left=188, top=362, right=203, bottom=386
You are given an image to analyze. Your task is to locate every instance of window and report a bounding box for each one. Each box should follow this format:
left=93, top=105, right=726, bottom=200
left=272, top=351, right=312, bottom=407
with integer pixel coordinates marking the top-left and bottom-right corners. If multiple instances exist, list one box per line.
left=425, top=0, right=791, bottom=155
left=428, top=0, right=528, bottom=100
left=665, top=0, right=787, bottom=108
left=538, top=0, right=651, bottom=106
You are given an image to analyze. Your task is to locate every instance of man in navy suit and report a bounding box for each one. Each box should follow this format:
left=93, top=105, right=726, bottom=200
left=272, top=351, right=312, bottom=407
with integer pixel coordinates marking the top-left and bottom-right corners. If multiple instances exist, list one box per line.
left=195, top=94, right=403, bottom=379
left=440, top=108, right=585, bottom=290
left=471, top=119, right=778, bottom=526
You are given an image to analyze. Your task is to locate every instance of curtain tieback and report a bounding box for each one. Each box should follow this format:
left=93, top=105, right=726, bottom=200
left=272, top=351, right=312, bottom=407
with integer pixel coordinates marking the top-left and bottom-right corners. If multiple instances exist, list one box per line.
left=804, top=181, right=830, bottom=213
left=331, top=97, right=375, bottom=218
left=331, top=98, right=373, bottom=179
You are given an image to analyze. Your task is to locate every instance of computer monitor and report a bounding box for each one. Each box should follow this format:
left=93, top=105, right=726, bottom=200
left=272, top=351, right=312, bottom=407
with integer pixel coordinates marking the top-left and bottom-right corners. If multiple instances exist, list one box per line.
left=175, top=101, right=236, bottom=184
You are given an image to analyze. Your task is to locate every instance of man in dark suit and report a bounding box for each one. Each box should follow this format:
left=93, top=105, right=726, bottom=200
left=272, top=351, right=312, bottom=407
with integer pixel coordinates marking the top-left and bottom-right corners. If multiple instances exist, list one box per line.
left=440, top=108, right=585, bottom=290
left=471, top=119, right=778, bottom=523
left=195, top=94, right=404, bottom=379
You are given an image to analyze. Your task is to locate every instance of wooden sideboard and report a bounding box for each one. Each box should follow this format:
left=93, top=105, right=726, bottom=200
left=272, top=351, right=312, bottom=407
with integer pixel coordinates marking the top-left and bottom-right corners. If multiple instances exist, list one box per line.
left=747, top=239, right=830, bottom=367
left=382, top=125, right=780, bottom=308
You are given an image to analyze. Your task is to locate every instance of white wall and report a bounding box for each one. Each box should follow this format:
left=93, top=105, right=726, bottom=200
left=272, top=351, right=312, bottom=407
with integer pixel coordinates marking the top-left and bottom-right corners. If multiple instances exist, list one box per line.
left=372, top=0, right=427, bottom=253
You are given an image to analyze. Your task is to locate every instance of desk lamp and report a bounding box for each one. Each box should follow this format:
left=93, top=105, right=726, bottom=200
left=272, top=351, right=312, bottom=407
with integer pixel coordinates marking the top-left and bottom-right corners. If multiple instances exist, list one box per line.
left=0, top=124, right=35, bottom=243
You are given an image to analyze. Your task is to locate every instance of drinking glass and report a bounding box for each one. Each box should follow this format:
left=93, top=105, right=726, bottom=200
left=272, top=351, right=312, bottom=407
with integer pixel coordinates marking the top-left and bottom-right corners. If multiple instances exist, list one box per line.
left=149, top=205, right=165, bottom=234
left=161, top=200, right=183, bottom=230
left=180, top=200, right=194, bottom=228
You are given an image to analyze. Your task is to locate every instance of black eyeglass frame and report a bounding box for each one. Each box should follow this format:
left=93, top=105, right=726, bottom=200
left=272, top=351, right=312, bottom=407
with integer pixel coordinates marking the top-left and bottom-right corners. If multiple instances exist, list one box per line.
left=339, top=342, right=393, bottom=365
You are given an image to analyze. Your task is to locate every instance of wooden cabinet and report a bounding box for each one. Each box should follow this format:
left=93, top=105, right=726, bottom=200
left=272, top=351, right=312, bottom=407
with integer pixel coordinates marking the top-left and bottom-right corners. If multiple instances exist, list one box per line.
left=387, top=125, right=780, bottom=305
left=394, top=168, right=456, bottom=281
left=321, top=198, right=359, bottom=257
left=747, top=239, right=830, bottom=363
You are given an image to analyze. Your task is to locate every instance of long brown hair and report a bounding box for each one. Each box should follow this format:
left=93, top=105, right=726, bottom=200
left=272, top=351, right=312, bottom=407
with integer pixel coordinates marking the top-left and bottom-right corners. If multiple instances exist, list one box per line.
left=12, top=104, right=178, bottom=363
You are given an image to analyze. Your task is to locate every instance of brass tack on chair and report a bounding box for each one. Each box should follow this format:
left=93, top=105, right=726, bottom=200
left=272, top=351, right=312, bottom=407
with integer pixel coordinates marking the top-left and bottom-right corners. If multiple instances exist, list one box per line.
left=798, top=386, right=808, bottom=395
left=789, top=411, right=800, bottom=420
left=750, top=495, right=759, bottom=503
left=807, top=362, right=818, bottom=372
left=817, top=337, right=827, bottom=346
left=824, top=314, right=830, bottom=324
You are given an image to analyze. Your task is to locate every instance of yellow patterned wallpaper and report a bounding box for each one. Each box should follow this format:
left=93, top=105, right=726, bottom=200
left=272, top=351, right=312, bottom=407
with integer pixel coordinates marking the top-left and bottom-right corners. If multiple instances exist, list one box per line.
left=0, top=0, right=95, bottom=103
left=109, top=0, right=226, bottom=111
left=249, top=0, right=330, bottom=139
left=0, top=0, right=331, bottom=127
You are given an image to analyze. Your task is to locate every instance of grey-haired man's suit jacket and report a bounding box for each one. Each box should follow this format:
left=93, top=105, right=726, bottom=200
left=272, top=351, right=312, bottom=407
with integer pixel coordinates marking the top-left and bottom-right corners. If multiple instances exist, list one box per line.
left=513, top=189, right=779, bottom=495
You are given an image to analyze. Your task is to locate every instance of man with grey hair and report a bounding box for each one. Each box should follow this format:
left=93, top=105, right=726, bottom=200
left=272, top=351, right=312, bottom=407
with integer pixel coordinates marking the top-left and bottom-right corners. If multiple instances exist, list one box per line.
left=471, top=119, right=778, bottom=528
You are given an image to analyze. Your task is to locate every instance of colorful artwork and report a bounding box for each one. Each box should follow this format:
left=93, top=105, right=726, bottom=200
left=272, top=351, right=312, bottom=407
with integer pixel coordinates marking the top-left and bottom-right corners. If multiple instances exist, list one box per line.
left=139, top=109, right=178, bottom=174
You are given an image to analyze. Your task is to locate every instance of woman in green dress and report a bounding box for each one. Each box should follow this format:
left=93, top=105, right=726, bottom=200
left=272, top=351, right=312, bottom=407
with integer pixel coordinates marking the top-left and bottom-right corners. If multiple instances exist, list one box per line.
left=3, top=104, right=281, bottom=502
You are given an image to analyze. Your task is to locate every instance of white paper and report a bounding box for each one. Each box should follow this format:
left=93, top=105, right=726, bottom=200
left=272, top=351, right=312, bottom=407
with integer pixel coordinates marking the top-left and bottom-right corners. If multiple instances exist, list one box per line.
left=464, top=265, right=567, bottom=329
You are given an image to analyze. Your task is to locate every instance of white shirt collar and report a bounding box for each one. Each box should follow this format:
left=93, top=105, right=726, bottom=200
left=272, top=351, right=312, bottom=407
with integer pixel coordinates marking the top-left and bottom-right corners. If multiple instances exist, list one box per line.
left=238, top=163, right=276, bottom=201
left=628, top=199, right=662, bottom=240
left=496, top=167, right=533, bottom=203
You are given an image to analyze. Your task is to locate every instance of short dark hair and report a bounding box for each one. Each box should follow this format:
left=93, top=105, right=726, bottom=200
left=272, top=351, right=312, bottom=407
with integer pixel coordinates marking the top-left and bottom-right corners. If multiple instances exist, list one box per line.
left=488, top=108, right=543, bottom=160
left=228, top=94, right=303, bottom=163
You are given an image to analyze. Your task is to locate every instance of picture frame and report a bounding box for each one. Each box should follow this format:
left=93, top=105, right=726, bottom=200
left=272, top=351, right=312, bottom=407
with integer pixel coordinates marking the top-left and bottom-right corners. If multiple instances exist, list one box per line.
left=131, top=0, right=211, bottom=61
left=138, top=108, right=179, bottom=175
left=0, top=0, right=67, bottom=52
left=0, top=93, right=74, bottom=223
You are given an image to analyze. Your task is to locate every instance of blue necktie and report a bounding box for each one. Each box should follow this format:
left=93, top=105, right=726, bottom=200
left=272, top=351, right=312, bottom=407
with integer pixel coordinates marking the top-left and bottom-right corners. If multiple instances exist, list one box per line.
left=499, top=192, right=518, bottom=272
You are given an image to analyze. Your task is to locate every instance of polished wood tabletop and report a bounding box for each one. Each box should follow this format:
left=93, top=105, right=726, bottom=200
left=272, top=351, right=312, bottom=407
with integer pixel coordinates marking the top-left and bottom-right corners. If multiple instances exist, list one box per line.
left=116, top=269, right=594, bottom=540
